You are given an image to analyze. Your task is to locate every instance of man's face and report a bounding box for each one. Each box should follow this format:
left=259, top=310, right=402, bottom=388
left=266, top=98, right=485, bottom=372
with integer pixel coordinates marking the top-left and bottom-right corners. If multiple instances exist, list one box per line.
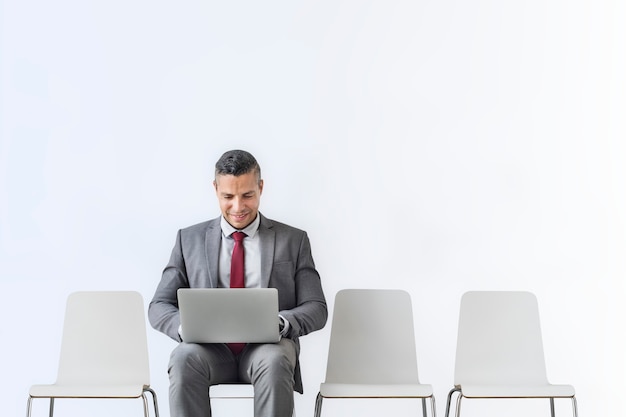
left=214, top=171, right=263, bottom=229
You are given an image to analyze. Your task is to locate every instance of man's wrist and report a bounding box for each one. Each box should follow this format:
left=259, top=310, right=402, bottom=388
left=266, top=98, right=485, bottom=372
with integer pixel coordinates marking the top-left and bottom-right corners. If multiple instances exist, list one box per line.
left=278, top=315, right=290, bottom=337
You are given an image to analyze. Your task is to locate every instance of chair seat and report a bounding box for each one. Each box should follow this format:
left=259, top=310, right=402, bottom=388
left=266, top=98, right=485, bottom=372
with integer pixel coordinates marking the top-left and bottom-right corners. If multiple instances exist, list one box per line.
left=459, top=384, right=575, bottom=398
left=29, top=383, right=147, bottom=398
left=320, top=383, right=433, bottom=398
left=210, top=384, right=255, bottom=398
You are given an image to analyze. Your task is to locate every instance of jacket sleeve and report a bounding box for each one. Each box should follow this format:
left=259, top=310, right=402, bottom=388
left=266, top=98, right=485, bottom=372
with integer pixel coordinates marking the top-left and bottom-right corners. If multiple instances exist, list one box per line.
left=277, top=231, right=328, bottom=339
left=148, top=230, right=188, bottom=342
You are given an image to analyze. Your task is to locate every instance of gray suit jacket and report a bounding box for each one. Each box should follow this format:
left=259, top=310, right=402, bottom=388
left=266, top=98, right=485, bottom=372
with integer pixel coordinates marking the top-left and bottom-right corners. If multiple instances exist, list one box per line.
left=148, top=213, right=327, bottom=393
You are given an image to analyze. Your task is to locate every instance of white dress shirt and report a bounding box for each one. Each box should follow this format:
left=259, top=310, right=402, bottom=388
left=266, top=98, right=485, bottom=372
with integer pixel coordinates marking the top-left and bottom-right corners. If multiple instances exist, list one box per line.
left=218, top=214, right=262, bottom=288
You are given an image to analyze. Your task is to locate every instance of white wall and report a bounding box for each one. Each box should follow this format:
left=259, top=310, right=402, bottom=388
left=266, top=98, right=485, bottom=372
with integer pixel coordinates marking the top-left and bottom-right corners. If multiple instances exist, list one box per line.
left=2, top=1, right=624, bottom=417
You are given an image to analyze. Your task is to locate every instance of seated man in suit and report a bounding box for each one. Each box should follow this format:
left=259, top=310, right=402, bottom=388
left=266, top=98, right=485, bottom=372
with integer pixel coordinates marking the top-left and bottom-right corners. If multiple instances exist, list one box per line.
left=148, top=149, right=327, bottom=417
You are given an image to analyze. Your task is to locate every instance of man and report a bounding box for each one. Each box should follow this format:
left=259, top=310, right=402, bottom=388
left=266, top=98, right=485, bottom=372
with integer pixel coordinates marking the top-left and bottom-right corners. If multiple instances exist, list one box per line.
left=149, top=149, right=327, bottom=417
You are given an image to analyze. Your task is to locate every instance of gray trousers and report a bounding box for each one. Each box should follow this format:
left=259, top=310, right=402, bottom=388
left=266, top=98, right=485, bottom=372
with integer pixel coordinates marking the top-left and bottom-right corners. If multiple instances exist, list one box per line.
left=168, top=338, right=298, bottom=417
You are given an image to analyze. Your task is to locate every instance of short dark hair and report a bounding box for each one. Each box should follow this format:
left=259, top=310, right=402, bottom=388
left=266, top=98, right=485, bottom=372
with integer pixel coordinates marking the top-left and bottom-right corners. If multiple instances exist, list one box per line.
left=214, top=150, right=261, bottom=183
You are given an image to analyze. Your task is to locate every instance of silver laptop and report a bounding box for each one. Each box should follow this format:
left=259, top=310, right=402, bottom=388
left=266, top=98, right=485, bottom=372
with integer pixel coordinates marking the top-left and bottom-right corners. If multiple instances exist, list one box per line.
left=177, top=288, right=281, bottom=344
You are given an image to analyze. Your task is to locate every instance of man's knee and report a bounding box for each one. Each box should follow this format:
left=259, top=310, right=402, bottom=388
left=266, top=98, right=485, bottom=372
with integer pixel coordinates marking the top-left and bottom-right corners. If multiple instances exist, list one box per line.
left=169, top=343, right=207, bottom=380
left=170, top=342, right=206, bottom=365
left=248, top=343, right=296, bottom=382
left=169, top=343, right=237, bottom=385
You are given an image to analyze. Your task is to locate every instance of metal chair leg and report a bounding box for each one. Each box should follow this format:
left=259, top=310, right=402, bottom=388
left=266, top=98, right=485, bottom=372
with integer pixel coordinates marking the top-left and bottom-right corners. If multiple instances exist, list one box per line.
left=430, top=395, right=437, bottom=417
left=444, top=388, right=460, bottom=417
left=454, top=391, right=463, bottom=417
left=144, top=387, right=160, bottom=417
left=550, top=395, right=580, bottom=417
left=26, top=397, right=33, bottom=417
left=313, top=393, right=323, bottom=417
left=26, top=397, right=56, bottom=417
left=421, top=396, right=437, bottom=417
left=141, top=393, right=150, bottom=417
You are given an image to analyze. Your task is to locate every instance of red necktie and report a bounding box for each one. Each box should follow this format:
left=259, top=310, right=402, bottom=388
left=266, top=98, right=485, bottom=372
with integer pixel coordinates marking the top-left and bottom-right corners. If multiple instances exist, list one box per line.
left=230, top=232, right=246, bottom=288
left=228, top=231, right=246, bottom=355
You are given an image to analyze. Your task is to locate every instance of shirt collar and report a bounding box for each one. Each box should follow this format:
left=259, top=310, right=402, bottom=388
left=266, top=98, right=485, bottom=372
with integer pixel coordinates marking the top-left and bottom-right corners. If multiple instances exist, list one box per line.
left=220, top=213, right=260, bottom=239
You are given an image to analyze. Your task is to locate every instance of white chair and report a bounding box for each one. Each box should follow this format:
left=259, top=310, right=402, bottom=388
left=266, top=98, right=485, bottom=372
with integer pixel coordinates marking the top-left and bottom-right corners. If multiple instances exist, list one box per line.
left=444, top=291, right=578, bottom=417
left=26, top=291, right=160, bottom=417
left=314, top=289, right=436, bottom=417
left=209, top=383, right=296, bottom=416
left=209, top=383, right=254, bottom=412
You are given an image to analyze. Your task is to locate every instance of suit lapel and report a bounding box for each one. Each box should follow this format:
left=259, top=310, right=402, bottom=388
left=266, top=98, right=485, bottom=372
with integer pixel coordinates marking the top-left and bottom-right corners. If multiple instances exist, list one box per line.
left=258, top=214, right=275, bottom=288
left=205, top=219, right=222, bottom=288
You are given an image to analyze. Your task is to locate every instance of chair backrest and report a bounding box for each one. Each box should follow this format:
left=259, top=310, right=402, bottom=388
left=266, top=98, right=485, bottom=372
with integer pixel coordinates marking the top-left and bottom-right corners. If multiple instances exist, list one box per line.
left=55, top=291, right=150, bottom=386
left=454, top=291, right=549, bottom=386
left=324, top=289, right=420, bottom=384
